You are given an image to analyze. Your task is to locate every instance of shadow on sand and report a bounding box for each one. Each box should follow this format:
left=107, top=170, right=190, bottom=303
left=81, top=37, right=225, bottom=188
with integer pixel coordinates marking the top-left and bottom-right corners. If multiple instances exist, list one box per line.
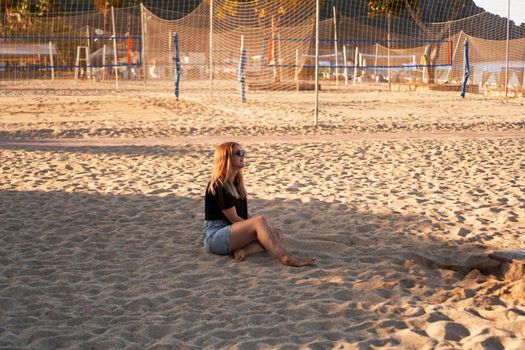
left=1, top=182, right=517, bottom=348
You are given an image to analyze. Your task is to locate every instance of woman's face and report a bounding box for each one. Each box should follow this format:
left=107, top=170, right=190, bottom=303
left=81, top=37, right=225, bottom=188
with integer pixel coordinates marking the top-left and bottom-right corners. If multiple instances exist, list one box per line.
left=231, top=144, right=246, bottom=169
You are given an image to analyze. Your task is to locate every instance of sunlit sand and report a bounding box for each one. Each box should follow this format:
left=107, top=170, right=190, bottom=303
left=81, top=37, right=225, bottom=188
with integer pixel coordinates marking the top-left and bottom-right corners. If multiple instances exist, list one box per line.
left=1, top=81, right=524, bottom=348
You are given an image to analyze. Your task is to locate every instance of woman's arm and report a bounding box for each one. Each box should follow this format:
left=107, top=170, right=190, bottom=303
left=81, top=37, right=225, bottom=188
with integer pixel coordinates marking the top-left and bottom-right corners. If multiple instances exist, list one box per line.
left=222, top=207, right=245, bottom=223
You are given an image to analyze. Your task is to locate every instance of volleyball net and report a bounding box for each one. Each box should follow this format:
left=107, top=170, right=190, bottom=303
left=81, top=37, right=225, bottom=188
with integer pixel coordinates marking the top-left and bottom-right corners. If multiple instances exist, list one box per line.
left=0, top=0, right=524, bottom=94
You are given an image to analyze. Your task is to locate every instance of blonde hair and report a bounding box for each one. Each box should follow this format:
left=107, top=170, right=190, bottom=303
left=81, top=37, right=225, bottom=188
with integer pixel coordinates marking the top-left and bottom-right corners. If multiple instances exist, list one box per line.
left=208, top=142, right=247, bottom=199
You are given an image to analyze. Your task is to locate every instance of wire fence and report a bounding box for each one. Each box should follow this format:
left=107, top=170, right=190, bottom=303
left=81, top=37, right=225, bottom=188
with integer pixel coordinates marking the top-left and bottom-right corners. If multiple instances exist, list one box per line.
left=1, top=1, right=524, bottom=110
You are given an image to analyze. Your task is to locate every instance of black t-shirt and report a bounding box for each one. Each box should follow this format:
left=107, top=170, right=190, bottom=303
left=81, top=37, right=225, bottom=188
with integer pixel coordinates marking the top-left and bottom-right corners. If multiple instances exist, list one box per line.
left=205, top=181, right=248, bottom=223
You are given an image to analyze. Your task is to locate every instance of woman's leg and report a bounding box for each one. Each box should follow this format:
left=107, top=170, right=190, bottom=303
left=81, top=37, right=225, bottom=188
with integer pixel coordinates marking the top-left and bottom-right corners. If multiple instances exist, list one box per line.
left=230, top=216, right=315, bottom=267
left=233, top=241, right=266, bottom=261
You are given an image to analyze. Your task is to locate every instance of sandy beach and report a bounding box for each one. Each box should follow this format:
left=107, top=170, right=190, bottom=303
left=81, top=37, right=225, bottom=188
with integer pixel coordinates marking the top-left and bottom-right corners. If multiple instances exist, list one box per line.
left=1, top=81, right=524, bottom=349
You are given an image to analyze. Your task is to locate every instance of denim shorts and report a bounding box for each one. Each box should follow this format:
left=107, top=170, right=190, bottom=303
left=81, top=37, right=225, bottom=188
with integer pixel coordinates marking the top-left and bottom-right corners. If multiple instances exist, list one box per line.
left=203, top=219, right=232, bottom=255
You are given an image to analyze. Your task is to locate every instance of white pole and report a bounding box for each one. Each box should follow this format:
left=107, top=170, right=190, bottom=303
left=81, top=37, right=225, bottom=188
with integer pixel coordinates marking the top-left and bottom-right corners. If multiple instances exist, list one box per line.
left=353, top=46, right=358, bottom=85
left=314, top=0, right=319, bottom=126
left=295, top=48, right=299, bottom=91
left=48, top=43, right=54, bottom=78
left=387, top=15, right=392, bottom=91
left=271, top=17, right=277, bottom=82
left=343, top=45, right=348, bottom=85
left=102, top=45, right=107, bottom=80
left=275, top=28, right=284, bottom=82
left=86, top=26, right=92, bottom=78
left=75, top=46, right=80, bottom=80
left=111, top=6, right=119, bottom=89
left=49, top=41, right=55, bottom=81
left=140, top=3, right=147, bottom=87
left=209, top=0, right=214, bottom=101
left=505, top=0, right=510, bottom=98
left=333, top=6, right=339, bottom=88
left=375, top=43, right=379, bottom=78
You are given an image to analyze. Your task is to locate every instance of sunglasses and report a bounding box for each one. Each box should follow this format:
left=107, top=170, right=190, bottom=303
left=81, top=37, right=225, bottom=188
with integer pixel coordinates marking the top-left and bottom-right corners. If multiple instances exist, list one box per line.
left=234, top=150, right=246, bottom=157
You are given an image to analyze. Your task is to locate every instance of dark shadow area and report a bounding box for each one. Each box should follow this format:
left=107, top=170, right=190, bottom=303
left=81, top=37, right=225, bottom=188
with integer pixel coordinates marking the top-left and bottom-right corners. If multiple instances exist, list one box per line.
left=0, top=187, right=516, bottom=349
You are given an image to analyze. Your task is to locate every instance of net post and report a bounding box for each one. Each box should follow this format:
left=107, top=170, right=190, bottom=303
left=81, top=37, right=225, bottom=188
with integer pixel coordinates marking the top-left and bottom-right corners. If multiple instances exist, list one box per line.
left=103, top=45, right=107, bottom=80
left=111, top=6, right=119, bottom=90
left=209, top=0, right=214, bottom=101
left=277, top=31, right=283, bottom=82
left=75, top=46, right=80, bottom=80
left=387, top=15, right=391, bottom=91
left=374, top=43, right=379, bottom=78
left=127, top=36, right=132, bottom=66
left=237, top=35, right=247, bottom=102
left=505, top=0, right=510, bottom=99
left=314, top=0, right=319, bottom=127
left=271, top=16, right=277, bottom=83
left=353, top=46, right=358, bottom=85
left=48, top=41, right=55, bottom=81
left=140, top=3, right=147, bottom=88
left=461, top=38, right=470, bottom=98
left=295, top=48, right=299, bottom=91
left=86, top=26, right=93, bottom=79
left=343, top=45, right=348, bottom=85
left=173, top=32, right=181, bottom=100
left=333, top=6, right=339, bottom=88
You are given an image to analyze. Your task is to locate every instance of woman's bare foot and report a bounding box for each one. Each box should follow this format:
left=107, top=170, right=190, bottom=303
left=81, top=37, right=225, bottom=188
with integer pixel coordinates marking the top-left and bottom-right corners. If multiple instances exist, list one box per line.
left=280, top=254, right=316, bottom=267
left=233, top=242, right=266, bottom=261
left=233, top=248, right=247, bottom=261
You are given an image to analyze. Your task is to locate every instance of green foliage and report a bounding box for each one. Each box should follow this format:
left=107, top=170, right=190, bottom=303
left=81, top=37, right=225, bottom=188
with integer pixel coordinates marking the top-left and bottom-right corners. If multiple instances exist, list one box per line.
left=367, top=0, right=419, bottom=17
left=1, top=0, right=53, bottom=14
left=1, top=0, right=54, bottom=34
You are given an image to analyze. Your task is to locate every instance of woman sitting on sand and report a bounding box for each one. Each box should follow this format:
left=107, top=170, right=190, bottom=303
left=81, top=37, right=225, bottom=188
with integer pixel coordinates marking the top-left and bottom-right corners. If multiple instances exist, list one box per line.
left=203, top=141, right=315, bottom=267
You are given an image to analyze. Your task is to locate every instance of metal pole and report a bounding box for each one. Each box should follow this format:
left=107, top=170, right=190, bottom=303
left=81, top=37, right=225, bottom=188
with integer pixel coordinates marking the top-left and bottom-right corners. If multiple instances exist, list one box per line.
left=111, top=6, right=119, bottom=89
left=238, top=35, right=246, bottom=102
left=387, top=15, right=392, bottom=91
left=174, top=33, right=181, bottom=100
left=333, top=6, right=339, bottom=88
left=343, top=45, right=348, bottom=85
left=140, top=3, right=147, bottom=88
left=86, top=26, right=92, bottom=78
left=49, top=41, right=55, bottom=81
left=353, top=47, right=358, bottom=85
left=505, top=0, right=510, bottom=98
left=295, top=48, right=299, bottom=91
left=209, top=0, right=214, bottom=101
left=314, top=0, right=319, bottom=126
